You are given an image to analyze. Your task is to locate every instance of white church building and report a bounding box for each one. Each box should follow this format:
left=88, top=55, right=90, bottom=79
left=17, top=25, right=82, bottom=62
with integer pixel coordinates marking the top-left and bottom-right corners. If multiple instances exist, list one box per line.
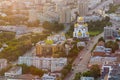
left=73, top=17, right=89, bottom=40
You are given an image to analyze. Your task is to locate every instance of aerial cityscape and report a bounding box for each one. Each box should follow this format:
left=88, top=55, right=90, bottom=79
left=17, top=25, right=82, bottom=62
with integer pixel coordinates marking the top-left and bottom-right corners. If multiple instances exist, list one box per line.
left=0, top=0, right=120, bottom=80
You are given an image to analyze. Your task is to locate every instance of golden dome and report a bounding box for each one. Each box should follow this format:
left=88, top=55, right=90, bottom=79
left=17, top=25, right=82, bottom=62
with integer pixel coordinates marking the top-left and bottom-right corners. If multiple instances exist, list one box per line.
left=74, top=23, right=79, bottom=27
left=78, top=17, right=84, bottom=21
left=45, top=39, right=53, bottom=45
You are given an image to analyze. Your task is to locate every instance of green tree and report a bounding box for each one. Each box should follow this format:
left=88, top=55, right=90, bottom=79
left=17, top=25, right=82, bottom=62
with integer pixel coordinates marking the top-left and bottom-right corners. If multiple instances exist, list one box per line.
left=90, top=65, right=101, bottom=78
left=105, top=41, right=119, bottom=53
left=73, top=72, right=82, bottom=80
left=82, top=71, right=92, bottom=77
left=98, top=37, right=105, bottom=42
left=18, top=64, right=45, bottom=77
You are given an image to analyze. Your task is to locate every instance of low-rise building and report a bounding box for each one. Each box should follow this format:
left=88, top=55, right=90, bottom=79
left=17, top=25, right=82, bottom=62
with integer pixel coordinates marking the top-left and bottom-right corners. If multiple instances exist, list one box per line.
left=89, top=56, right=117, bottom=67
left=5, top=66, right=22, bottom=77
left=41, top=74, right=56, bottom=80
left=77, top=42, right=86, bottom=47
left=93, top=46, right=112, bottom=57
left=2, top=74, right=40, bottom=80
left=81, top=77, right=94, bottom=80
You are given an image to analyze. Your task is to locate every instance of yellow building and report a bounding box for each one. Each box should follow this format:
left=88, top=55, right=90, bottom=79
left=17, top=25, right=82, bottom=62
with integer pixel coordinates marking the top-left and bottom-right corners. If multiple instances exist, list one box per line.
left=36, top=34, right=66, bottom=56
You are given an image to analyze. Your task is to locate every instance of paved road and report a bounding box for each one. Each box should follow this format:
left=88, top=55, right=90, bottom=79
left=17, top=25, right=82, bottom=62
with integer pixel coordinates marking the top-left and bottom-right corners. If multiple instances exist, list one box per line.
left=89, top=0, right=113, bottom=14
left=64, top=33, right=104, bottom=80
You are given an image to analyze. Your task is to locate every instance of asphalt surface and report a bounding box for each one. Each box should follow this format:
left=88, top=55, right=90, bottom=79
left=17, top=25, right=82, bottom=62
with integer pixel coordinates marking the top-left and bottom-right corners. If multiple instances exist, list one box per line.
left=64, top=33, right=104, bottom=80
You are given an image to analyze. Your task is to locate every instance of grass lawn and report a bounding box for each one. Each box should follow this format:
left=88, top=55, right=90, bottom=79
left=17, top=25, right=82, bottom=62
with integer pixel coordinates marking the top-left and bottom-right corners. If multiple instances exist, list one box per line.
left=89, top=31, right=101, bottom=37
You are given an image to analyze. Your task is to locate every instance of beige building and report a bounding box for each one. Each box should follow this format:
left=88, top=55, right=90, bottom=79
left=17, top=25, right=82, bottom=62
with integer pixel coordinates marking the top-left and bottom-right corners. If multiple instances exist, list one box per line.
left=36, top=34, right=66, bottom=56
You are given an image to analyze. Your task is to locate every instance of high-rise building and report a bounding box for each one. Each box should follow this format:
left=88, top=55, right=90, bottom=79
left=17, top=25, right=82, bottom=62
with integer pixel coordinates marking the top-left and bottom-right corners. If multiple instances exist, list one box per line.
left=59, top=6, right=71, bottom=23
left=78, top=0, right=88, bottom=16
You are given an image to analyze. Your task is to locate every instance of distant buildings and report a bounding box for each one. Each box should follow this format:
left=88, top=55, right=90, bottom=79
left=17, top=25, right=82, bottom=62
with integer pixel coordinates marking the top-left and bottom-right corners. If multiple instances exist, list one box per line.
left=0, top=26, right=28, bottom=35
left=88, top=0, right=102, bottom=9
left=113, top=0, right=120, bottom=5
left=78, top=0, right=89, bottom=16
left=59, top=6, right=71, bottom=23
left=0, top=59, right=7, bottom=70
left=18, top=56, right=67, bottom=72
left=84, top=15, right=102, bottom=22
left=36, top=34, right=66, bottom=56
left=5, top=66, right=22, bottom=77
left=73, top=17, right=89, bottom=40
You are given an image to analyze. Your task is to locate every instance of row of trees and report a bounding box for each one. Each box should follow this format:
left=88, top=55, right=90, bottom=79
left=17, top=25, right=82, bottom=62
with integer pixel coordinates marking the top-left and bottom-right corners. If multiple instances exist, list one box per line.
left=0, top=31, right=15, bottom=43
left=0, top=38, right=32, bottom=61
left=65, top=24, right=74, bottom=38
left=106, top=4, right=120, bottom=13
left=18, top=64, right=45, bottom=77
left=61, top=41, right=84, bottom=79
left=0, top=32, right=50, bottom=61
left=42, top=21, right=64, bottom=32
left=105, top=41, right=119, bottom=53
left=0, top=65, right=12, bottom=76
left=87, top=16, right=112, bottom=36
left=74, top=65, right=101, bottom=80
left=61, top=64, right=72, bottom=79
left=98, top=37, right=119, bottom=53
left=91, top=37, right=119, bottom=54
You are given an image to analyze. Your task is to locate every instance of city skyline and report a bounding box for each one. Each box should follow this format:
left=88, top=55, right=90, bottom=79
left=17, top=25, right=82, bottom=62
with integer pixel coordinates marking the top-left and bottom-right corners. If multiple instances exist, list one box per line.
left=0, top=0, right=120, bottom=80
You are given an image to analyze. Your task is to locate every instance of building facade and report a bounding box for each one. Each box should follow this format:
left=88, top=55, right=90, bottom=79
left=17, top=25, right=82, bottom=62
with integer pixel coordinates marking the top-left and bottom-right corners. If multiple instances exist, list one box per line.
left=104, top=26, right=119, bottom=40
left=36, top=34, right=66, bottom=56
left=18, top=56, right=67, bottom=72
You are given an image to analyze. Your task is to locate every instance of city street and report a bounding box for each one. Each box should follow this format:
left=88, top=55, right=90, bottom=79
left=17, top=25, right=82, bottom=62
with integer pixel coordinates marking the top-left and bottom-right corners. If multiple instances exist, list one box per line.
left=64, top=33, right=104, bottom=80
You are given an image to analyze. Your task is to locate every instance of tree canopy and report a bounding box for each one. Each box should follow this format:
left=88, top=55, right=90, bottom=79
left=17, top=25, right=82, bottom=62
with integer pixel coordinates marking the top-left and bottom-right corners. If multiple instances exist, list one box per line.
left=105, top=41, right=119, bottom=53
